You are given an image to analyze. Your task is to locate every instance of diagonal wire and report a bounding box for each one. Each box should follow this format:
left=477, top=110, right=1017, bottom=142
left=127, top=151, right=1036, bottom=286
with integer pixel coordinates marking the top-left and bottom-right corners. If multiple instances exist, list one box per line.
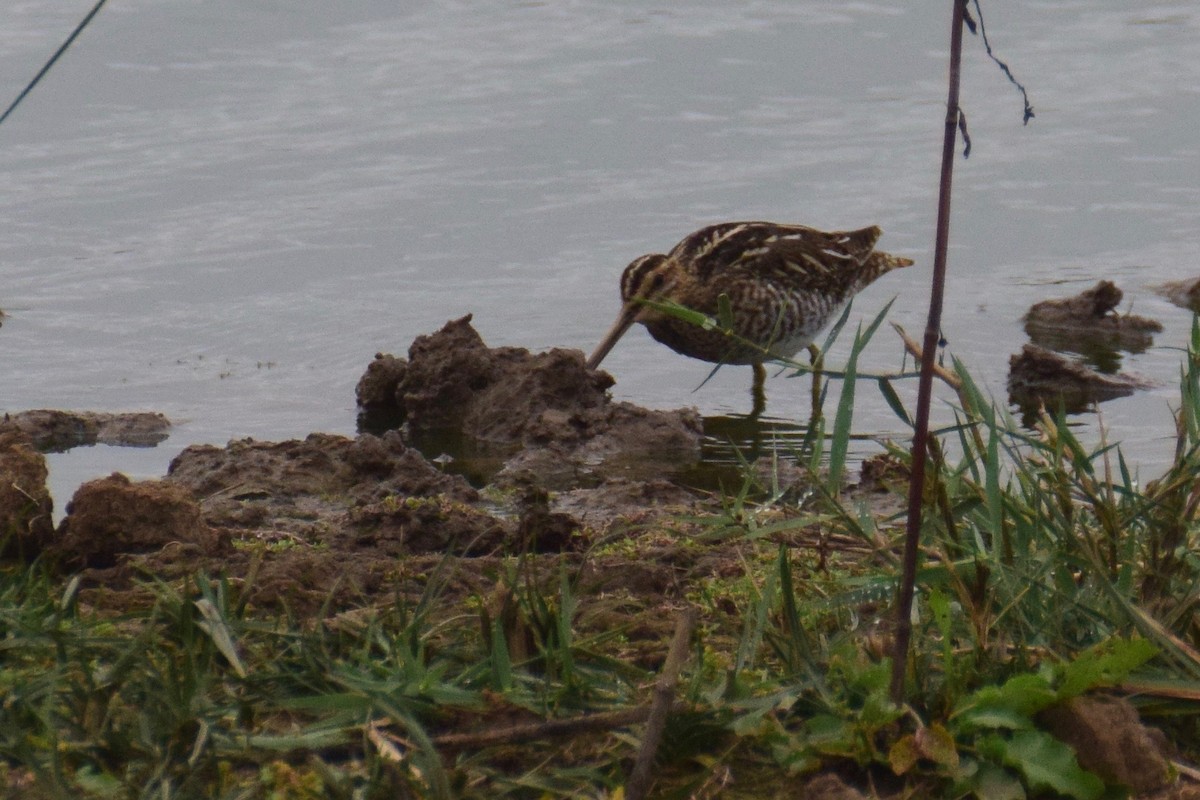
left=0, top=0, right=110, bottom=128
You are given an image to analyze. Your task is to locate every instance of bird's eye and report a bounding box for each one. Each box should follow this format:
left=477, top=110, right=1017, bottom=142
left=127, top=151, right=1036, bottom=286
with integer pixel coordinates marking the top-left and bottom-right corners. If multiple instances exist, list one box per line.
left=649, top=273, right=665, bottom=290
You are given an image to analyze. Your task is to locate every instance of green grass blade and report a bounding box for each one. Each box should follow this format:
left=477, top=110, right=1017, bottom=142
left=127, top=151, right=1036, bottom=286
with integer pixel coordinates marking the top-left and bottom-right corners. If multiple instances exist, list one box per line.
left=193, top=598, right=246, bottom=678
left=827, top=323, right=864, bottom=493
left=878, top=377, right=912, bottom=427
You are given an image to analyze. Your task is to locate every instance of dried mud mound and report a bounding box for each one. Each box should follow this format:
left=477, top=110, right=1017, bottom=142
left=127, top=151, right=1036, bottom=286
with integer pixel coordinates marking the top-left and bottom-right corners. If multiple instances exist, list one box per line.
left=165, top=431, right=510, bottom=555
left=39, top=432, right=520, bottom=613
left=51, top=473, right=218, bottom=569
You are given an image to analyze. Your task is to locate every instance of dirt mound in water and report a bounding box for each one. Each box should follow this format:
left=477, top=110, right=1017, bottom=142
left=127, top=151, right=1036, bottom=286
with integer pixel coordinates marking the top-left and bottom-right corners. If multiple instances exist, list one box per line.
left=1023, top=280, right=1162, bottom=359
left=1154, top=276, right=1200, bottom=313
left=359, top=313, right=703, bottom=487
left=4, top=409, right=171, bottom=451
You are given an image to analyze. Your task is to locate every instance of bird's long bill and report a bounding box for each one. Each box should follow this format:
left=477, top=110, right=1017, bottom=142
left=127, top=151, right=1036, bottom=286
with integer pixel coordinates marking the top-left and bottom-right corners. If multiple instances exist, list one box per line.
left=586, top=301, right=639, bottom=370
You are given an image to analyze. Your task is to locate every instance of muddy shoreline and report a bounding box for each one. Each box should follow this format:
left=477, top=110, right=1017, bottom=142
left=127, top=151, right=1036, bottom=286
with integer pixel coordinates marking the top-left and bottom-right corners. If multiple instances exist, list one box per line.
left=2, top=315, right=880, bottom=618
left=2, top=314, right=1190, bottom=798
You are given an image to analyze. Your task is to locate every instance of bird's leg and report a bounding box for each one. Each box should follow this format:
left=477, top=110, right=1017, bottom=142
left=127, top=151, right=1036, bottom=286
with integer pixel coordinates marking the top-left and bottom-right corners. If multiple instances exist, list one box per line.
left=751, top=362, right=766, bottom=417
left=808, top=343, right=824, bottom=422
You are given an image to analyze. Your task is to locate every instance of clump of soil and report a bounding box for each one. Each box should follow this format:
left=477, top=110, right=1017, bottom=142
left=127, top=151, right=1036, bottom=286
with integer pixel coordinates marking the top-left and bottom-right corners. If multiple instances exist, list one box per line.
left=1008, top=344, right=1153, bottom=413
left=1039, top=695, right=1173, bottom=794
left=355, top=352, right=408, bottom=410
left=1024, top=280, right=1162, bottom=355
left=360, top=314, right=703, bottom=487
left=165, top=431, right=506, bottom=557
left=50, top=473, right=219, bottom=569
left=354, top=352, right=408, bottom=431
left=400, top=313, right=614, bottom=439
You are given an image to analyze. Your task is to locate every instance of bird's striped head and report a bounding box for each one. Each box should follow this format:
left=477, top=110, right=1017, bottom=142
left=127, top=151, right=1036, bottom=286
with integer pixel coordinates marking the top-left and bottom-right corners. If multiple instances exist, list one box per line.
left=587, top=252, right=674, bottom=370
left=619, top=253, right=673, bottom=305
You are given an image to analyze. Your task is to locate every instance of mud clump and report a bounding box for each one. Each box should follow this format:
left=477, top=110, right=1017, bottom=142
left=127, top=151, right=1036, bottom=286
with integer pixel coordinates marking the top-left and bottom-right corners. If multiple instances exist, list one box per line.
left=355, top=352, right=408, bottom=410
left=354, top=352, right=408, bottom=431
left=362, top=314, right=703, bottom=485
left=400, top=314, right=613, bottom=441
left=0, top=427, right=54, bottom=557
left=42, top=431, right=517, bottom=612
left=1023, top=280, right=1162, bottom=358
left=52, top=473, right=218, bottom=569
left=1038, top=695, right=1172, bottom=794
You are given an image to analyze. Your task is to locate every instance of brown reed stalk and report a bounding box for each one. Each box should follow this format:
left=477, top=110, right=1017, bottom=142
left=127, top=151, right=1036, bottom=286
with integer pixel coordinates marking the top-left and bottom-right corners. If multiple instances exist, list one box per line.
left=890, top=0, right=967, bottom=705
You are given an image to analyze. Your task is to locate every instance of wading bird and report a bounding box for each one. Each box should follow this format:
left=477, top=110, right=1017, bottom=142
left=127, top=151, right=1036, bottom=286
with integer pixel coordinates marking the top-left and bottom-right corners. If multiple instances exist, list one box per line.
left=586, top=221, right=913, bottom=414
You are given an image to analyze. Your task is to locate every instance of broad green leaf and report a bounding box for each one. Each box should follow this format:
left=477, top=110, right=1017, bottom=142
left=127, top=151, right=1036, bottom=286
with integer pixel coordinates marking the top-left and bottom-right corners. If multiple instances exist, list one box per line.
left=859, top=689, right=904, bottom=729
left=805, top=713, right=853, bottom=745
left=929, top=587, right=953, bottom=639
left=1001, top=729, right=1104, bottom=800
left=954, top=673, right=1055, bottom=728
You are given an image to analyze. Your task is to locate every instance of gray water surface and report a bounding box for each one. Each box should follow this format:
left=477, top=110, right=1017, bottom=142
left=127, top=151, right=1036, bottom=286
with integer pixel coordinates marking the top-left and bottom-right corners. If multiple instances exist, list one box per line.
left=1, top=1, right=1198, bottom=508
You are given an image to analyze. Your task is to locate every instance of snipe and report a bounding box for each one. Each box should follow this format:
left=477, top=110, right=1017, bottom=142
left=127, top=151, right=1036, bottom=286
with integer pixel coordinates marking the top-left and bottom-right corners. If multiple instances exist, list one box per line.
left=586, top=221, right=913, bottom=413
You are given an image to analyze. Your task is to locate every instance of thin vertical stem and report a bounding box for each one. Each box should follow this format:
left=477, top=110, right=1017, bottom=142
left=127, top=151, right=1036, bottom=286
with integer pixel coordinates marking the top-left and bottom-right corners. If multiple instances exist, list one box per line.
left=890, top=0, right=966, bottom=705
